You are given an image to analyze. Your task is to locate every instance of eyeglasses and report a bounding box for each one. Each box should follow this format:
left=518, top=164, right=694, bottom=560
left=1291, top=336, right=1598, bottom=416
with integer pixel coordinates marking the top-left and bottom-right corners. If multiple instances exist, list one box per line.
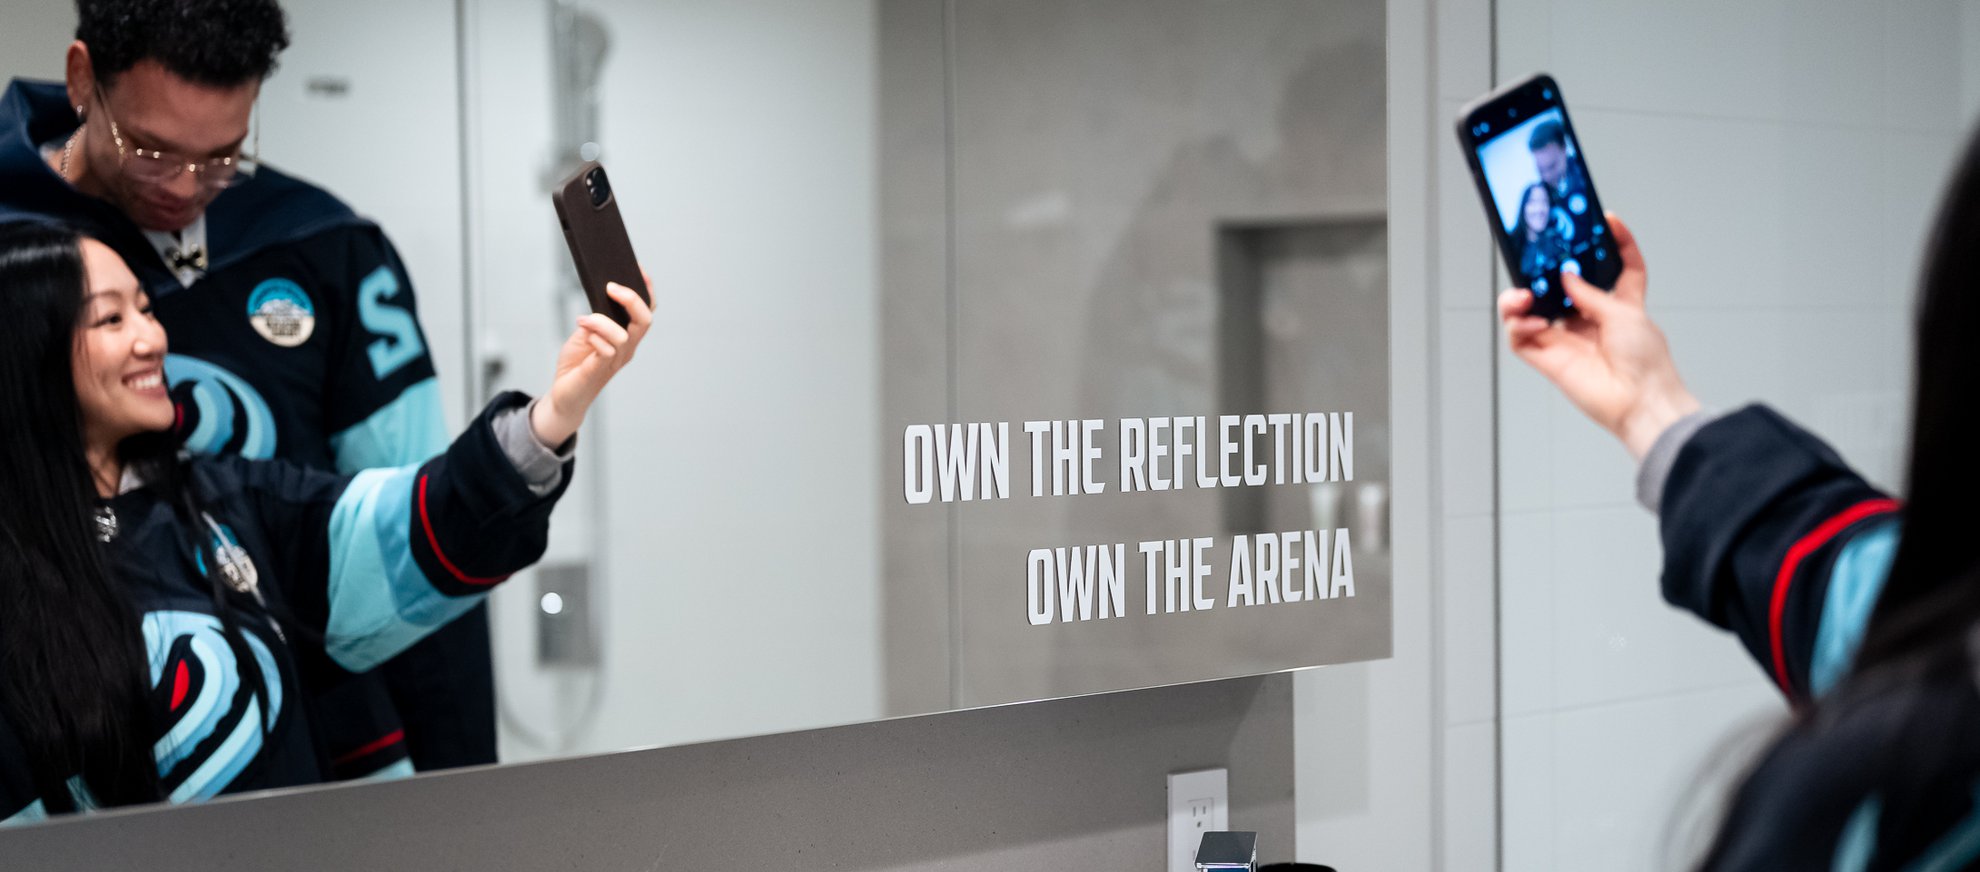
left=96, top=92, right=258, bottom=191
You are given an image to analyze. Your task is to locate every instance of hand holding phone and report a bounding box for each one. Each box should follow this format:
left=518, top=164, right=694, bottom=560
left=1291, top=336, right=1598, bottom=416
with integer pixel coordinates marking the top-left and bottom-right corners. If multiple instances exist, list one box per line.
left=553, top=161, right=650, bottom=327
left=1495, top=213, right=1699, bottom=459
left=531, top=279, right=655, bottom=447
left=1456, top=74, right=1621, bottom=320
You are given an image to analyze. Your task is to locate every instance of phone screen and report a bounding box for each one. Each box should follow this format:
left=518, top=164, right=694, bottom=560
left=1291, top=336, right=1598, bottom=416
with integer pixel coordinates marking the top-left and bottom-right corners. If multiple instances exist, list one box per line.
left=1460, top=77, right=1620, bottom=319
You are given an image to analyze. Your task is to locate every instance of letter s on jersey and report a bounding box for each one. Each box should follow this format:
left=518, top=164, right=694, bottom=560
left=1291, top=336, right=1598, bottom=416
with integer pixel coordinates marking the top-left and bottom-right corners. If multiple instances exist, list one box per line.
left=356, top=266, right=426, bottom=380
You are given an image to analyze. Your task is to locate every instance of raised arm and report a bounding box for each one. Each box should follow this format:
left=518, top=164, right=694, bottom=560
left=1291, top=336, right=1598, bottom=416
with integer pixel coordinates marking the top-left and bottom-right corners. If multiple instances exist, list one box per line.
left=1496, top=216, right=1898, bottom=701
left=222, top=280, right=654, bottom=673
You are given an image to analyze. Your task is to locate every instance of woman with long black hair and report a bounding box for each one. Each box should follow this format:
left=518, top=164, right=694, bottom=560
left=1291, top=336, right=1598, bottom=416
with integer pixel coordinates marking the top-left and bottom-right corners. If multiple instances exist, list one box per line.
left=0, top=222, right=650, bottom=821
left=1510, top=181, right=1569, bottom=286
left=1497, top=125, right=1980, bottom=867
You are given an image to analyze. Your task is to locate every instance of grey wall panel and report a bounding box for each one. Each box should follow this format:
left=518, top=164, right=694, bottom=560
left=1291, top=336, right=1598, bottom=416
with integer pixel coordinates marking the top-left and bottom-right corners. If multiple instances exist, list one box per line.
left=879, top=0, right=959, bottom=719
left=0, top=674, right=1293, bottom=871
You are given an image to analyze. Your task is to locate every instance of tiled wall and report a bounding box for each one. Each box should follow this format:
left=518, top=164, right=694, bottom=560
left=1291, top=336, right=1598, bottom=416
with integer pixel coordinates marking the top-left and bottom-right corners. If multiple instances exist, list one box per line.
left=1491, top=2, right=1980, bottom=869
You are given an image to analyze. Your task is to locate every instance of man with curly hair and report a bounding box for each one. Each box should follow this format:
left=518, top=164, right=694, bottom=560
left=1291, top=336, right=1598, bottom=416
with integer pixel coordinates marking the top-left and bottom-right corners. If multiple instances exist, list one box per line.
left=0, top=0, right=497, bottom=783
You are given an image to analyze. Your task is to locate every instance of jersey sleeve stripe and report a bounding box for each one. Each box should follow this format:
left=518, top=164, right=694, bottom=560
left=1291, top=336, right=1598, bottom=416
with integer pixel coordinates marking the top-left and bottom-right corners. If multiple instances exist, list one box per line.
left=331, top=729, right=405, bottom=767
left=1769, top=498, right=1900, bottom=696
left=327, top=377, right=449, bottom=474
left=416, top=474, right=509, bottom=587
left=325, top=467, right=489, bottom=672
left=1808, top=519, right=1901, bottom=697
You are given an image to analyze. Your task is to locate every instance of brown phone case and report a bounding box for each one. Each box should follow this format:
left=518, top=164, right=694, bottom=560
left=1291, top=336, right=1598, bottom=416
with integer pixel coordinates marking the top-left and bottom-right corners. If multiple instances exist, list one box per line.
left=552, top=161, right=647, bottom=327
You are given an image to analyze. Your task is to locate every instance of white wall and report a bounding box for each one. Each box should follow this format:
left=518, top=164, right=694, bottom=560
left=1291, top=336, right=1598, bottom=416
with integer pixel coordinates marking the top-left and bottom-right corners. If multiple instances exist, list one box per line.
left=1492, top=2, right=1980, bottom=869
left=0, top=5, right=69, bottom=82
left=462, top=0, right=884, bottom=759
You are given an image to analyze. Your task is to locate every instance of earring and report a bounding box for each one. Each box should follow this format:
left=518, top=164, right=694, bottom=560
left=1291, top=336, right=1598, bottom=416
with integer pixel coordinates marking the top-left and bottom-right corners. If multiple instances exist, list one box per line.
left=74, top=105, right=84, bottom=119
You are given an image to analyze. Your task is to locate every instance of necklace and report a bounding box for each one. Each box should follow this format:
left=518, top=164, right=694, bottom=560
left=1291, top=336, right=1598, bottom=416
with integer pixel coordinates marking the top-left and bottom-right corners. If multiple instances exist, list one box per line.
left=59, top=127, right=82, bottom=182
left=93, top=504, right=117, bottom=543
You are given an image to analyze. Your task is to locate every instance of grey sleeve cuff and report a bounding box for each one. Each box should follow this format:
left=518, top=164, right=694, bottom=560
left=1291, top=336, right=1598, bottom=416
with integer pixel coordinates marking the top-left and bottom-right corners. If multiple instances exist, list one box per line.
left=492, top=399, right=575, bottom=497
left=1636, top=409, right=1720, bottom=514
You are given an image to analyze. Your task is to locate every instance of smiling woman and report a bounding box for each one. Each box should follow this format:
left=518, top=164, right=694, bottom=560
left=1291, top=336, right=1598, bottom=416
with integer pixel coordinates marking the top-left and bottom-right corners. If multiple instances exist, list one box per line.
left=74, top=237, right=175, bottom=490
left=0, top=221, right=651, bottom=820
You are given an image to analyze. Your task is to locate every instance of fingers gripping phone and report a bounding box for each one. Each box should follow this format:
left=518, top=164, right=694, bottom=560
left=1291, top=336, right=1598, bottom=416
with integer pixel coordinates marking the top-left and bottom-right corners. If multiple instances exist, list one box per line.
left=1456, top=74, right=1621, bottom=320
left=552, top=161, right=649, bottom=327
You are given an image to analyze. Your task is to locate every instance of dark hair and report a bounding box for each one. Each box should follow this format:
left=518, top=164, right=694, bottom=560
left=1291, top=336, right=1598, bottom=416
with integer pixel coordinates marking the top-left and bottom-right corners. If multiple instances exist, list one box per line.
left=1851, top=120, right=1980, bottom=674
left=1528, top=119, right=1566, bottom=152
left=0, top=222, right=160, bottom=808
left=0, top=223, right=272, bottom=812
left=1515, top=182, right=1551, bottom=235
left=75, top=0, right=291, bottom=88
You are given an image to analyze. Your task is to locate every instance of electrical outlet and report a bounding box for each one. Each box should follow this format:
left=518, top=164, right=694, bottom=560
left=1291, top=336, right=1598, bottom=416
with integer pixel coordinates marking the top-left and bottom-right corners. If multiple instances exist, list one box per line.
left=1167, top=768, right=1229, bottom=872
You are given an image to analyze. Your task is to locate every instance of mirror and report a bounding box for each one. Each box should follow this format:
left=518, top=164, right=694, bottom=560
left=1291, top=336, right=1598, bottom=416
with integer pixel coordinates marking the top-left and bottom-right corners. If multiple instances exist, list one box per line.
left=0, top=0, right=1386, bottom=812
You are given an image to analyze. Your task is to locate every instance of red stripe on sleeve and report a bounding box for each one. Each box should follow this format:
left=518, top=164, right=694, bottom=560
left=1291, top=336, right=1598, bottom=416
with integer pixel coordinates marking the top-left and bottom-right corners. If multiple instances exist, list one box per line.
left=416, top=474, right=509, bottom=586
left=332, top=729, right=406, bottom=766
left=1769, top=498, right=1900, bottom=696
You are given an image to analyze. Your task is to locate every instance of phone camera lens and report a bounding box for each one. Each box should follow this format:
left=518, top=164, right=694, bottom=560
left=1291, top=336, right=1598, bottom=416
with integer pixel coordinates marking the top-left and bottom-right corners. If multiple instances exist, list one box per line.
left=586, top=166, right=612, bottom=207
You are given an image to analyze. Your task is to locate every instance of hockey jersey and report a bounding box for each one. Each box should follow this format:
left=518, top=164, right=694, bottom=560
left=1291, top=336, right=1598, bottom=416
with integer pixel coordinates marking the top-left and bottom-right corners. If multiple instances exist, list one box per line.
left=0, top=393, right=564, bottom=823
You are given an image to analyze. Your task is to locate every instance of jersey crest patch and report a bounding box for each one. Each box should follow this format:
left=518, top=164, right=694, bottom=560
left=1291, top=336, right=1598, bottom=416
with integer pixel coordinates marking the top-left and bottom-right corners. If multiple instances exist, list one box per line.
left=246, top=279, right=316, bottom=348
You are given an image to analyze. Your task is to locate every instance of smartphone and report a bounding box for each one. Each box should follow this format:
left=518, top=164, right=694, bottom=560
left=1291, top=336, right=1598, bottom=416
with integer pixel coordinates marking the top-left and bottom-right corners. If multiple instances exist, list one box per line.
left=552, top=161, right=648, bottom=327
left=1456, top=73, right=1620, bottom=320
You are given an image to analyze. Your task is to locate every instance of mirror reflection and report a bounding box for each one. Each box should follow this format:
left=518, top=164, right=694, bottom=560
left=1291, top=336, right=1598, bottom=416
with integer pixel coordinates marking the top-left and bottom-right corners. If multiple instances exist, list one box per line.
left=0, top=0, right=1387, bottom=821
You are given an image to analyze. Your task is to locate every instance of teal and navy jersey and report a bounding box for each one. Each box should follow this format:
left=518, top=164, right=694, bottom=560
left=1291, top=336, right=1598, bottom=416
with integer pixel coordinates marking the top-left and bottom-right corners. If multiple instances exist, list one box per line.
left=0, top=393, right=565, bottom=823
left=0, top=79, right=490, bottom=777
left=1657, top=406, right=1980, bottom=870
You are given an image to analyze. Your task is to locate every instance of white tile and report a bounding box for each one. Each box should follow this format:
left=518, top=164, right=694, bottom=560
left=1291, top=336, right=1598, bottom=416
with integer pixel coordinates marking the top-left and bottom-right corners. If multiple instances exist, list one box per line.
left=1547, top=398, right=1636, bottom=510
left=1775, top=125, right=1885, bottom=309
left=1575, top=109, right=1789, bottom=311
left=1883, top=130, right=1964, bottom=295
left=1544, top=0, right=1896, bottom=128
left=1499, top=512, right=1554, bottom=717
left=1884, top=2, right=1965, bottom=134
left=1441, top=722, right=1499, bottom=870
left=1549, top=0, right=1791, bottom=120
left=1500, top=712, right=1558, bottom=872
left=1770, top=309, right=1912, bottom=490
left=1495, top=339, right=1556, bottom=515
left=1550, top=507, right=1765, bottom=709
left=1963, top=4, right=1980, bottom=126
left=1775, top=1, right=1886, bottom=126
left=1772, top=309, right=1910, bottom=399
left=1548, top=684, right=1786, bottom=871
left=1438, top=311, right=1496, bottom=519
left=1652, top=309, right=1787, bottom=426
left=1492, top=0, right=1552, bottom=82
left=1440, top=515, right=1497, bottom=726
